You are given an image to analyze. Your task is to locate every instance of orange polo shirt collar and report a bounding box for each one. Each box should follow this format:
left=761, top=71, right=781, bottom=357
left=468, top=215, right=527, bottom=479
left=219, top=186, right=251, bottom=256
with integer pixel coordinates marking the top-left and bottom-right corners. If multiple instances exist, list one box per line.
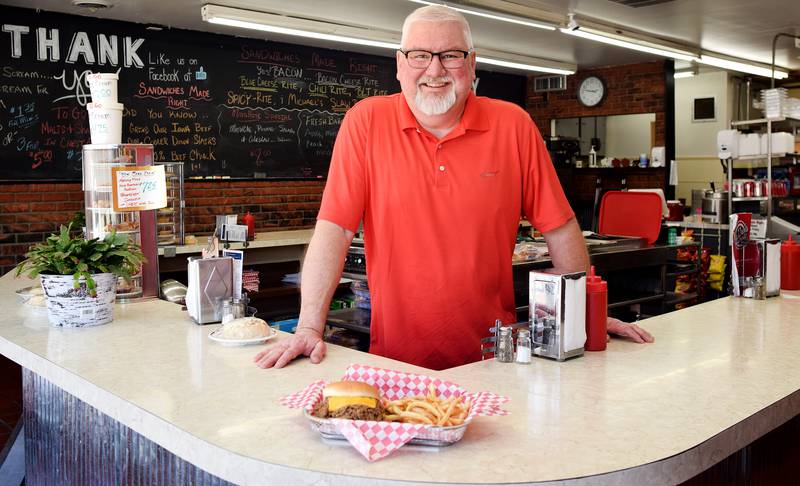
left=396, top=91, right=490, bottom=138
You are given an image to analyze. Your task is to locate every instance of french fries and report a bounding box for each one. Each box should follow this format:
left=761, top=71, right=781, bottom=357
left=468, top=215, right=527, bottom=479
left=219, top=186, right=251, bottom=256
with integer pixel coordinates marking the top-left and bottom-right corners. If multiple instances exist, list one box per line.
left=382, top=384, right=470, bottom=427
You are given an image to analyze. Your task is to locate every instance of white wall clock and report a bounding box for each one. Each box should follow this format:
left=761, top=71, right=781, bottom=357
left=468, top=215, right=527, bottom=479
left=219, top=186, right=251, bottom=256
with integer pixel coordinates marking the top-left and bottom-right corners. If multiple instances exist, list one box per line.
left=577, top=76, right=606, bottom=107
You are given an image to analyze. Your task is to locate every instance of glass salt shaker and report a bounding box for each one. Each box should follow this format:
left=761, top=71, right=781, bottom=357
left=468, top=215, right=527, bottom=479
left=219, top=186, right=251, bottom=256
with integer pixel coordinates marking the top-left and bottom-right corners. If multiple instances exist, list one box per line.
left=497, top=326, right=514, bottom=363
left=221, top=298, right=244, bottom=324
left=753, top=277, right=766, bottom=300
left=221, top=299, right=235, bottom=324
left=515, top=329, right=532, bottom=364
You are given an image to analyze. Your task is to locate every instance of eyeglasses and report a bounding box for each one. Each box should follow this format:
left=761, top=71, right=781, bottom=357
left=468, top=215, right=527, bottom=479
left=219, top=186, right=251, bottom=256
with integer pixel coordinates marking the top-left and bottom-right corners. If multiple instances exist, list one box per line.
left=400, top=49, right=471, bottom=69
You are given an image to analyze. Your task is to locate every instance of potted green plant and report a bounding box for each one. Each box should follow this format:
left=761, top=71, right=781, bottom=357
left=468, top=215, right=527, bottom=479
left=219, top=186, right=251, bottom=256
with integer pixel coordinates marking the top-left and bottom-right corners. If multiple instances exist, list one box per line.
left=15, top=223, right=145, bottom=328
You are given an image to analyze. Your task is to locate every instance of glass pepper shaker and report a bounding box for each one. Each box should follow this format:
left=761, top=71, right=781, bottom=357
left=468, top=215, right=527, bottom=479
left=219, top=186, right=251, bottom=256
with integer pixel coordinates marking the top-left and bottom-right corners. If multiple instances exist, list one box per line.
left=496, top=326, right=514, bottom=363
left=515, top=329, right=532, bottom=364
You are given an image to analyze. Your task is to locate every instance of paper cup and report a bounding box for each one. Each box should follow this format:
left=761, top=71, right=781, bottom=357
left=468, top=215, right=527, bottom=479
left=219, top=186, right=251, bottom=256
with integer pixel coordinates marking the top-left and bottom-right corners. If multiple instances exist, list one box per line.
left=87, top=102, right=124, bottom=144
left=87, top=72, right=119, bottom=103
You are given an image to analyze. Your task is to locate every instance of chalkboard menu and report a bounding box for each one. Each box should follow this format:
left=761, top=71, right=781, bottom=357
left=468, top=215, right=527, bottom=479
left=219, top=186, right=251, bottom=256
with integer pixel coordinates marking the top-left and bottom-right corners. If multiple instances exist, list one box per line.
left=0, top=7, right=525, bottom=181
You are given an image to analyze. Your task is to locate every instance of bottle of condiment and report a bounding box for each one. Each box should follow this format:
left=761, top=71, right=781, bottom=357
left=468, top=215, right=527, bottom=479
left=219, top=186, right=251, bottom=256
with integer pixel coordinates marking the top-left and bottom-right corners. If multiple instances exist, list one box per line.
left=496, top=326, right=514, bottom=363
left=515, top=329, right=532, bottom=364
left=781, top=235, right=800, bottom=290
left=243, top=211, right=255, bottom=240
left=589, top=145, right=597, bottom=168
left=585, top=265, right=608, bottom=351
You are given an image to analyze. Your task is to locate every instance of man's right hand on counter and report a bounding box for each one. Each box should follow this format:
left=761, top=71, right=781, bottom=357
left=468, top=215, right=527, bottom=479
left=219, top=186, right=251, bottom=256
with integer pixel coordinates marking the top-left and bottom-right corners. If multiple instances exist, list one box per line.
left=253, top=327, right=327, bottom=368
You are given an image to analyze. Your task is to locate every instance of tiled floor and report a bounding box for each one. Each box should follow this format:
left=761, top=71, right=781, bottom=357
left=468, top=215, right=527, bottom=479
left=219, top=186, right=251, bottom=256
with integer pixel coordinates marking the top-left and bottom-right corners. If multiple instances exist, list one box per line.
left=0, top=355, right=22, bottom=452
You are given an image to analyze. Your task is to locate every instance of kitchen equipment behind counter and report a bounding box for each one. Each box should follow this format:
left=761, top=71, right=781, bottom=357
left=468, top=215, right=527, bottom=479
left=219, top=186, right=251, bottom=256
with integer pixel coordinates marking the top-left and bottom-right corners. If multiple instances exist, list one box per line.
left=702, top=190, right=730, bottom=224
left=529, top=271, right=586, bottom=361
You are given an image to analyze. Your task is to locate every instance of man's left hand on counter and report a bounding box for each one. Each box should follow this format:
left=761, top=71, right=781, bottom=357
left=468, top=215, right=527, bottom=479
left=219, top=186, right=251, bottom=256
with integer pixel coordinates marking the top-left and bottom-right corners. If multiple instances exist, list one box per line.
left=607, top=317, right=654, bottom=343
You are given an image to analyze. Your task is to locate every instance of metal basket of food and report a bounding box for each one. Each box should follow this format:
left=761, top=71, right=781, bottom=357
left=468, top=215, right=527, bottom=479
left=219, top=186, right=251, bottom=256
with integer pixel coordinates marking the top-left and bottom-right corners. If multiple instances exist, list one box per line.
left=282, top=364, right=509, bottom=461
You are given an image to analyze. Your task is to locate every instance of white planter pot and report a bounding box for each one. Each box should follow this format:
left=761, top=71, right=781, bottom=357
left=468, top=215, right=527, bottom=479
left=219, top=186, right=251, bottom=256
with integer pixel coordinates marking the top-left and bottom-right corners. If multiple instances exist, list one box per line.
left=40, top=273, right=117, bottom=328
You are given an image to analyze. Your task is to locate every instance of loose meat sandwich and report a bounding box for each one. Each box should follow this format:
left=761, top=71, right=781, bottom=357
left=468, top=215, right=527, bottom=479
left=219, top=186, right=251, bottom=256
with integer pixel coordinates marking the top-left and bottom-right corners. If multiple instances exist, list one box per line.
left=313, top=381, right=383, bottom=421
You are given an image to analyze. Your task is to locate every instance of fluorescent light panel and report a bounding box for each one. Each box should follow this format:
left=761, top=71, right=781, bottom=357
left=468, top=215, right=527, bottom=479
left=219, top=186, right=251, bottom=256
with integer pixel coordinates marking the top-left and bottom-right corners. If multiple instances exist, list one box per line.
left=201, top=4, right=574, bottom=74
left=476, top=56, right=572, bottom=74
left=406, top=0, right=555, bottom=31
left=673, top=70, right=695, bottom=79
left=560, top=26, right=697, bottom=62
left=205, top=15, right=400, bottom=50
left=698, top=54, right=788, bottom=80
left=561, top=17, right=789, bottom=80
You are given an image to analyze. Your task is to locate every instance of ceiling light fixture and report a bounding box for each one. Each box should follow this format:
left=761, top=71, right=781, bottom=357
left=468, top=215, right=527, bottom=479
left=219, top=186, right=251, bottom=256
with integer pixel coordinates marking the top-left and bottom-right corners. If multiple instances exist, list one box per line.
left=561, top=14, right=790, bottom=80
left=202, top=5, right=401, bottom=50
left=698, top=54, right=788, bottom=80
left=560, top=14, right=698, bottom=62
left=201, top=4, right=575, bottom=75
left=478, top=47, right=574, bottom=75
left=673, top=67, right=697, bottom=79
left=71, top=0, right=113, bottom=9
left=476, top=56, right=572, bottom=74
left=406, top=0, right=556, bottom=31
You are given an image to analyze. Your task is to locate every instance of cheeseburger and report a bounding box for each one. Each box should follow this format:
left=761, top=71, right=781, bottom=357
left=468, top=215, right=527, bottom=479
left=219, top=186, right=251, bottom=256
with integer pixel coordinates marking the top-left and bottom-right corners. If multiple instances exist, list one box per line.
left=313, top=381, right=383, bottom=421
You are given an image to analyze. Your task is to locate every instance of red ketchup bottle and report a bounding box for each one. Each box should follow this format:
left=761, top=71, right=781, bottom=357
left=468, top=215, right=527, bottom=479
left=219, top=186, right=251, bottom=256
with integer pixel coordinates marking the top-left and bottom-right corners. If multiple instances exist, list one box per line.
left=585, top=265, right=608, bottom=351
left=781, top=235, right=800, bottom=290
left=243, top=211, right=255, bottom=241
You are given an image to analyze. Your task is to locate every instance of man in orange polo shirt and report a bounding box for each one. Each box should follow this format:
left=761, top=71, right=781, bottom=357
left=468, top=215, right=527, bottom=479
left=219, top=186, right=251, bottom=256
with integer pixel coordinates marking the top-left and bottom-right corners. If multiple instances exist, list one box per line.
left=255, top=5, right=652, bottom=371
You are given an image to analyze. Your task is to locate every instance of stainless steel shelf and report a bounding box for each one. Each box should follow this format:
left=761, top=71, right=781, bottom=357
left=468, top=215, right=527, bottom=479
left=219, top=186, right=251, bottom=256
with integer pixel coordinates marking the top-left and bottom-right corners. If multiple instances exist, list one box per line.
left=733, top=153, right=799, bottom=160
left=607, top=293, right=664, bottom=309
left=731, top=116, right=800, bottom=126
left=729, top=104, right=800, bottom=227
left=664, top=291, right=698, bottom=306
left=732, top=196, right=768, bottom=202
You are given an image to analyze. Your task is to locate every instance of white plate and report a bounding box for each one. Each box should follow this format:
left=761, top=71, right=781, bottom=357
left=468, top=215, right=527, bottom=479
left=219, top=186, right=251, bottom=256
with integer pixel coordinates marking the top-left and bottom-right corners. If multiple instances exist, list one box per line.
left=208, top=326, right=277, bottom=346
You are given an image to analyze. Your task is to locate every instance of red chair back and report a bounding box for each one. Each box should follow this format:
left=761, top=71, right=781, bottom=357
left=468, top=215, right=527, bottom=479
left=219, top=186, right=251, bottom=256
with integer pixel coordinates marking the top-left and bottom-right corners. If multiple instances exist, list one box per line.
left=598, top=191, right=663, bottom=244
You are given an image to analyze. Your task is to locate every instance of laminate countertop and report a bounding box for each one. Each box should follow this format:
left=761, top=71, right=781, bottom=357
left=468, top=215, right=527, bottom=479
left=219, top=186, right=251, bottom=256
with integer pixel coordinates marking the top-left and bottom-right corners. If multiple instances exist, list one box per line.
left=2, top=271, right=800, bottom=485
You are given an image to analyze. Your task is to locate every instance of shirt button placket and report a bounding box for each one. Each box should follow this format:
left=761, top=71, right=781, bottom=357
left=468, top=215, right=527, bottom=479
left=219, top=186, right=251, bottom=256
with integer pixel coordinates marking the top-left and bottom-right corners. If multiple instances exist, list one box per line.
left=435, top=144, right=445, bottom=182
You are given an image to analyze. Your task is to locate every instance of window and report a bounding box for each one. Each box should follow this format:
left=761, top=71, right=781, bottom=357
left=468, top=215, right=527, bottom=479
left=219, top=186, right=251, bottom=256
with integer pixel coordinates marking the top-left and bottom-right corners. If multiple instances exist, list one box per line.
left=693, top=96, right=716, bottom=122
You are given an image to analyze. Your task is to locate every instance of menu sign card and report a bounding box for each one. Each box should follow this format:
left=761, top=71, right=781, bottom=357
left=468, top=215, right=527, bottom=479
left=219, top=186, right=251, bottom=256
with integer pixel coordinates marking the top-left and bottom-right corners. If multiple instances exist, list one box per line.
left=111, top=165, right=167, bottom=211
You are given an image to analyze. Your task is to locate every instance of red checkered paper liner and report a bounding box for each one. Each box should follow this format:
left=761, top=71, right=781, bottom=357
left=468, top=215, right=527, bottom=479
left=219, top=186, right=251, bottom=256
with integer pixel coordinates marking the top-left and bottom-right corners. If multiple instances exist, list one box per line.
left=280, top=363, right=509, bottom=461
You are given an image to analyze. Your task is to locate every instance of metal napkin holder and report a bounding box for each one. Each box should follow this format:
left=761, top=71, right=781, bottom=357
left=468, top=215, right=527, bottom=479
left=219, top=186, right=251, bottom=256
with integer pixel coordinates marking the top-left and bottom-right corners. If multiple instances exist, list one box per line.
left=186, top=256, right=234, bottom=324
left=529, top=271, right=586, bottom=361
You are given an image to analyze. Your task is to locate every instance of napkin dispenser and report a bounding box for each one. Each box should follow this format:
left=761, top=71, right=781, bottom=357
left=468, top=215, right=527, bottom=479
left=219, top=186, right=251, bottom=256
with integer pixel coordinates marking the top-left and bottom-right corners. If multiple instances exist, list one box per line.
left=529, top=271, right=586, bottom=361
left=186, top=256, right=234, bottom=324
left=762, top=239, right=781, bottom=297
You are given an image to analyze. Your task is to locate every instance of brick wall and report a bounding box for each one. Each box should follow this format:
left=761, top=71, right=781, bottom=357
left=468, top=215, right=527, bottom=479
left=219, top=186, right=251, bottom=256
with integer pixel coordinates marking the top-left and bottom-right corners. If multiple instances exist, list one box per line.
left=183, top=180, right=324, bottom=234
left=0, top=183, right=83, bottom=276
left=526, top=60, right=667, bottom=145
left=0, top=180, right=324, bottom=276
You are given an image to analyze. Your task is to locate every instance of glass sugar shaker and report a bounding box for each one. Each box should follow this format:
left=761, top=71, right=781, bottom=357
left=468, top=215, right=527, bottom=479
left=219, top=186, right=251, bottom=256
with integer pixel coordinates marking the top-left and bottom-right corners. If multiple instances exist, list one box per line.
left=497, top=326, right=514, bottom=363
left=515, top=329, right=532, bottom=364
